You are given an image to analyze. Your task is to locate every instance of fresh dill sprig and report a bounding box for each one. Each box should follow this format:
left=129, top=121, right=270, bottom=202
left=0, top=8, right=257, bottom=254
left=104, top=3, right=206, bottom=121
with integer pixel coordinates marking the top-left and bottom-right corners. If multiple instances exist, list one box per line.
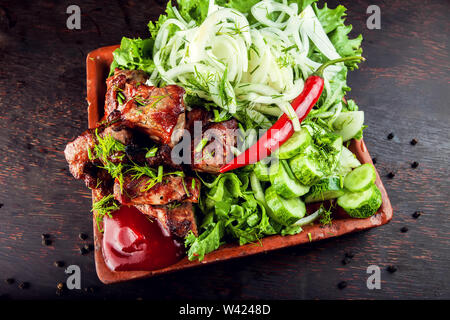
left=145, top=146, right=158, bottom=158
left=319, top=204, right=333, bottom=226
left=195, top=138, right=209, bottom=153
left=90, top=130, right=126, bottom=191
left=91, top=194, right=120, bottom=232
left=91, top=129, right=126, bottom=163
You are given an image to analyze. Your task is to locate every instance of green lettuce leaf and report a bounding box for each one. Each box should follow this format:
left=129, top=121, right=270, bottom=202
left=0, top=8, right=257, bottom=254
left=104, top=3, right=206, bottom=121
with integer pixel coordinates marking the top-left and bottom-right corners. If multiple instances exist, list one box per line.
left=109, top=37, right=154, bottom=75
left=185, top=222, right=224, bottom=261
left=186, top=172, right=279, bottom=261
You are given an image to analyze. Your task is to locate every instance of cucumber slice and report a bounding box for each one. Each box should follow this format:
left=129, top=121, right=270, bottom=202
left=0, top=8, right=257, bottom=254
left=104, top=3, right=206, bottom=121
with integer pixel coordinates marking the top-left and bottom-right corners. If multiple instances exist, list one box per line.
left=265, top=186, right=306, bottom=226
left=336, top=147, right=361, bottom=176
left=254, top=161, right=270, bottom=182
left=344, top=164, right=376, bottom=192
left=341, top=146, right=361, bottom=168
left=289, top=147, right=324, bottom=186
left=269, top=161, right=310, bottom=198
left=333, top=111, right=364, bottom=141
left=305, top=177, right=345, bottom=203
left=276, top=127, right=312, bottom=159
left=337, top=185, right=382, bottom=218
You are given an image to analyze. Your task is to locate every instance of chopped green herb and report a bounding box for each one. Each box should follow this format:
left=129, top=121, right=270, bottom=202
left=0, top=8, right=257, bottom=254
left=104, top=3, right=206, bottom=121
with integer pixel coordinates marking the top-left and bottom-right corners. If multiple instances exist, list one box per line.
left=145, top=146, right=158, bottom=158
left=92, top=194, right=120, bottom=232
left=195, top=138, right=209, bottom=153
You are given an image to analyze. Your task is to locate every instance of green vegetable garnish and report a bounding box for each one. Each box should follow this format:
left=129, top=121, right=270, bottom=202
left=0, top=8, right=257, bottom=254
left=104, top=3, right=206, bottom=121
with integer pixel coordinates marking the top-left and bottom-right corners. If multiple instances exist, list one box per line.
left=92, top=194, right=120, bottom=232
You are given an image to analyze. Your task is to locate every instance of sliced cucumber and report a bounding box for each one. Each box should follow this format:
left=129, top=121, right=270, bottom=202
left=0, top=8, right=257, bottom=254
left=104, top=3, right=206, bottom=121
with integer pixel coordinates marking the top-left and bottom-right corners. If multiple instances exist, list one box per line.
left=305, top=177, right=345, bottom=203
left=289, top=147, right=324, bottom=186
left=269, top=161, right=310, bottom=198
left=339, top=146, right=361, bottom=170
left=265, top=186, right=306, bottom=226
left=254, top=161, right=270, bottom=182
left=344, top=164, right=376, bottom=192
left=333, top=111, right=364, bottom=141
left=276, top=127, right=312, bottom=159
left=337, top=185, right=382, bottom=218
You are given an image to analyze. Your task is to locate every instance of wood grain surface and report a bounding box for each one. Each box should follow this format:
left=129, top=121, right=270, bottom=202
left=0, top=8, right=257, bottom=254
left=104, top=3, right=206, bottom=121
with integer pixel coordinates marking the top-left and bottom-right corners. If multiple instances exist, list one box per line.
left=0, top=0, right=448, bottom=300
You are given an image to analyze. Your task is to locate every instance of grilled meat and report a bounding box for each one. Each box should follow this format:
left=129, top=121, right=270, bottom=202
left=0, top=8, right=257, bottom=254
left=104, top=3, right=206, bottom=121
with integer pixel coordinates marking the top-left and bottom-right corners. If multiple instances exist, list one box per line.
left=106, top=70, right=186, bottom=147
left=145, top=144, right=182, bottom=170
left=136, top=202, right=198, bottom=238
left=114, top=174, right=200, bottom=206
left=192, top=117, right=238, bottom=174
left=64, top=123, right=133, bottom=189
left=105, top=69, right=149, bottom=117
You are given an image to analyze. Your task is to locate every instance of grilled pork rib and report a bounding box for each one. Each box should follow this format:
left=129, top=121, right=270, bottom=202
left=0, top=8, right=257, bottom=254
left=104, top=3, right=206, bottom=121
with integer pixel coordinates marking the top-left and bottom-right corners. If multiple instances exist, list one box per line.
left=105, top=69, right=149, bottom=117
left=64, top=123, right=133, bottom=189
left=187, top=108, right=238, bottom=173
left=135, top=202, right=198, bottom=238
left=106, top=69, right=185, bottom=147
left=114, top=175, right=200, bottom=206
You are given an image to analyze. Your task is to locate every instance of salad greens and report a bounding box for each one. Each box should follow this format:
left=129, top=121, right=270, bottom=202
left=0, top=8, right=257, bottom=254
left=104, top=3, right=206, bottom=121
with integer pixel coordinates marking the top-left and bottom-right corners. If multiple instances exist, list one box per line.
left=109, top=0, right=376, bottom=261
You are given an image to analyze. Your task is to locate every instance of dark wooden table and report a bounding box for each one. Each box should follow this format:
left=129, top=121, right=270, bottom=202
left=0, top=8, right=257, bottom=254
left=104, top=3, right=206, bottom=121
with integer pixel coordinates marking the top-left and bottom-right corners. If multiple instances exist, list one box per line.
left=0, top=0, right=448, bottom=300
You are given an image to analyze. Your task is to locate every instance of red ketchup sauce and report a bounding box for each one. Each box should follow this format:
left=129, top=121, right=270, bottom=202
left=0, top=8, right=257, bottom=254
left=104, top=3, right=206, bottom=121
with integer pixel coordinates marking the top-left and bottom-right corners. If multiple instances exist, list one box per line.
left=102, top=205, right=184, bottom=272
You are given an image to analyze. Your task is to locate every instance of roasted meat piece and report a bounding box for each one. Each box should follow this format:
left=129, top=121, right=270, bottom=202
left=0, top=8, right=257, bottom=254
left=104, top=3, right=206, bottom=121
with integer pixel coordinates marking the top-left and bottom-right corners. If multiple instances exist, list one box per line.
left=192, top=118, right=238, bottom=173
left=106, top=70, right=186, bottom=147
left=64, top=123, right=133, bottom=188
left=144, top=144, right=182, bottom=170
left=105, top=69, right=149, bottom=117
left=136, top=202, right=198, bottom=238
left=114, top=174, right=200, bottom=206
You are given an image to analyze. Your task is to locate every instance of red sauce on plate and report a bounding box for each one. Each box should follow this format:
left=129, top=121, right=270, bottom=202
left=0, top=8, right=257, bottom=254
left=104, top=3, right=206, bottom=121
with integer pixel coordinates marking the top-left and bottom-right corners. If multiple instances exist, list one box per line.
left=102, top=205, right=184, bottom=272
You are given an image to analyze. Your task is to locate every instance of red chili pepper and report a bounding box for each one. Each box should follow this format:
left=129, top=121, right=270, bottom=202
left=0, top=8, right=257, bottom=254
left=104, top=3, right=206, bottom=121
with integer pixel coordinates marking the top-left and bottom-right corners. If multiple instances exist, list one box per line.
left=220, top=56, right=364, bottom=173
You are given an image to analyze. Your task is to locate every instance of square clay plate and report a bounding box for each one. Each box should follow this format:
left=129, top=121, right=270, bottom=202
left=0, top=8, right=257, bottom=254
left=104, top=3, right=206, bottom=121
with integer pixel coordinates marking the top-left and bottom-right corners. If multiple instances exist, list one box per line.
left=86, top=45, right=393, bottom=284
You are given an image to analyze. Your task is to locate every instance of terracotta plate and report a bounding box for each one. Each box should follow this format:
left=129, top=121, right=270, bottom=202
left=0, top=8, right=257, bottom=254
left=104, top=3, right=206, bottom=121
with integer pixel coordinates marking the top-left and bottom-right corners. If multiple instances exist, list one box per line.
left=87, top=46, right=393, bottom=284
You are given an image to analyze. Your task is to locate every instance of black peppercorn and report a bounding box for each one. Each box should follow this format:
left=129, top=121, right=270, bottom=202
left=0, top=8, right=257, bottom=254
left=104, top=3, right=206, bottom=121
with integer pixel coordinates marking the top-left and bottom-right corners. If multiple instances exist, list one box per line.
left=79, top=247, right=88, bottom=255
left=400, top=226, right=408, bottom=233
left=372, top=157, right=377, bottom=164
left=387, top=172, right=395, bottom=178
left=387, top=133, right=394, bottom=140
left=387, top=265, right=397, bottom=273
left=410, top=138, right=418, bottom=145
left=79, top=233, right=88, bottom=240
left=411, top=161, right=419, bottom=168
left=412, top=211, right=422, bottom=219
left=341, top=257, right=351, bottom=265
left=42, top=239, right=52, bottom=246
left=337, top=281, right=347, bottom=289
left=54, top=261, right=65, bottom=268
left=5, top=278, right=14, bottom=285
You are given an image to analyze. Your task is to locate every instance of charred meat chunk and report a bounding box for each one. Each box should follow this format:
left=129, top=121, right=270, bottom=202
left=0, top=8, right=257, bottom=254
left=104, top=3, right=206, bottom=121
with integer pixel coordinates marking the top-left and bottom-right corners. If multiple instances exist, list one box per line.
left=106, top=70, right=186, bottom=147
left=64, top=123, right=133, bottom=189
left=105, top=69, right=149, bottom=117
left=136, top=202, right=198, bottom=238
left=114, top=174, right=200, bottom=206
left=192, top=118, right=238, bottom=174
